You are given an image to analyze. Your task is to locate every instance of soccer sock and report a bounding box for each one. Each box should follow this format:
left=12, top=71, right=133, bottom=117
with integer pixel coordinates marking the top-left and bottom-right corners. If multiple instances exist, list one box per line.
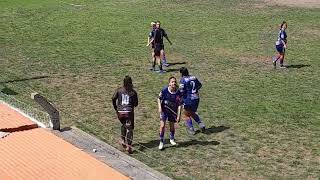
left=159, top=130, right=165, bottom=143
left=169, top=130, right=175, bottom=140
left=152, top=59, right=156, bottom=69
left=193, top=113, right=202, bottom=124
left=162, top=54, right=167, bottom=64
left=280, top=59, right=284, bottom=66
left=185, top=118, right=193, bottom=129
left=159, top=64, right=163, bottom=71
left=121, top=125, right=126, bottom=142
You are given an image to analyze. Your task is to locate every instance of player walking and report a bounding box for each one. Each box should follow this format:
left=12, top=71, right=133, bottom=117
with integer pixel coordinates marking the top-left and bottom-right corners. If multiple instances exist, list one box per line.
left=112, top=76, right=138, bottom=154
left=179, top=67, right=206, bottom=135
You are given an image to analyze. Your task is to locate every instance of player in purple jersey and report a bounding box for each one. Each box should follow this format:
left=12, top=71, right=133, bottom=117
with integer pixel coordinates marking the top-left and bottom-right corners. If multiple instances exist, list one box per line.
left=273, top=21, right=288, bottom=69
left=112, top=76, right=138, bottom=154
left=157, top=77, right=182, bottom=150
left=179, top=67, right=206, bottom=135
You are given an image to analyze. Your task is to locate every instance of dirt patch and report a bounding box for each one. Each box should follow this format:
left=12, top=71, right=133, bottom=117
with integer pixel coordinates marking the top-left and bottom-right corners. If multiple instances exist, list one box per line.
left=262, top=0, right=320, bottom=8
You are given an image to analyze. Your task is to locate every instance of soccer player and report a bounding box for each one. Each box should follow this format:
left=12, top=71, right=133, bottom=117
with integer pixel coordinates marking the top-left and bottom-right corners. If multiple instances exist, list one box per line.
left=273, top=21, right=288, bottom=69
left=151, top=21, right=172, bottom=68
left=179, top=67, right=205, bottom=135
left=147, top=22, right=156, bottom=70
left=112, top=76, right=138, bottom=154
left=158, top=76, right=182, bottom=150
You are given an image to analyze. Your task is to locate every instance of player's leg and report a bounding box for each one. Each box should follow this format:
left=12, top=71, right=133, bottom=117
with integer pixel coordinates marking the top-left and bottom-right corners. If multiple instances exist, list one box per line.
left=158, top=49, right=164, bottom=73
left=159, top=112, right=167, bottom=150
left=151, top=50, right=156, bottom=71
left=190, top=99, right=206, bottom=133
left=125, top=113, right=134, bottom=154
left=168, top=121, right=177, bottom=145
left=117, top=112, right=127, bottom=149
left=280, top=48, right=285, bottom=67
left=182, top=107, right=195, bottom=135
left=162, top=49, right=169, bottom=67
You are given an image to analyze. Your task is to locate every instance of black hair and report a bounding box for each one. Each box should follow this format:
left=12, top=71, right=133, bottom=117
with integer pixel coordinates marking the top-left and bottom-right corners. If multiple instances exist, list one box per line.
left=280, top=21, right=287, bottom=29
left=123, top=75, right=133, bottom=90
left=179, top=67, right=189, bottom=76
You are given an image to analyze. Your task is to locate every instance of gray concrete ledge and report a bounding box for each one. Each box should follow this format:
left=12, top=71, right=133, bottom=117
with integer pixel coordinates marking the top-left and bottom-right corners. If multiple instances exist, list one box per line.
left=52, top=126, right=172, bottom=180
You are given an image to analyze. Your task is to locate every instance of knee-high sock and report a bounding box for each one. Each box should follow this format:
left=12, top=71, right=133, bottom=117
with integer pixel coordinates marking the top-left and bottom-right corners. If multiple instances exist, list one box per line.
left=159, top=129, right=165, bottom=143
left=185, top=118, right=193, bottom=129
left=169, top=130, right=175, bottom=140
left=126, top=128, right=133, bottom=146
left=193, top=113, right=202, bottom=124
left=121, top=124, right=126, bottom=141
left=162, top=54, right=167, bottom=64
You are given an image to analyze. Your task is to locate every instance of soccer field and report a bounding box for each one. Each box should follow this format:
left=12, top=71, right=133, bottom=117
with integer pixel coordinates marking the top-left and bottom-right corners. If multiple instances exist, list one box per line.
left=1, top=0, right=320, bottom=179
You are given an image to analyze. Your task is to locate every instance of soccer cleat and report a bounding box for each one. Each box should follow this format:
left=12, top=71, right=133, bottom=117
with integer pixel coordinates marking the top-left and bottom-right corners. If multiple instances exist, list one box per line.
left=158, top=70, right=164, bottom=74
left=199, top=122, right=206, bottom=133
left=163, top=63, right=170, bottom=67
left=186, top=127, right=196, bottom=135
left=126, top=146, right=133, bottom=154
left=159, top=142, right=164, bottom=150
left=119, top=139, right=126, bottom=149
left=169, top=139, right=177, bottom=146
left=272, top=61, right=276, bottom=69
left=280, top=64, right=286, bottom=69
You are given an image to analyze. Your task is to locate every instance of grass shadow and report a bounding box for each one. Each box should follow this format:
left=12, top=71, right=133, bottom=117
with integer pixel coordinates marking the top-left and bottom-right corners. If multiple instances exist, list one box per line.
left=137, top=139, right=159, bottom=151
left=0, top=75, right=49, bottom=83
left=1, top=86, right=18, bottom=95
left=167, top=62, right=186, bottom=66
left=285, top=64, right=310, bottom=69
left=176, top=139, right=220, bottom=148
left=201, top=125, right=230, bottom=135
left=165, top=68, right=181, bottom=72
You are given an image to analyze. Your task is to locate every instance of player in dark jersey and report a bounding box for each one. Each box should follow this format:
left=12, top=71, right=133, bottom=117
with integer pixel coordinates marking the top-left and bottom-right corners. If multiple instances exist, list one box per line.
left=158, top=77, right=182, bottom=150
left=149, top=21, right=172, bottom=70
left=179, top=67, right=205, bottom=135
left=112, top=76, right=138, bottom=154
left=273, top=21, right=288, bottom=69
left=147, top=22, right=157, bottom=70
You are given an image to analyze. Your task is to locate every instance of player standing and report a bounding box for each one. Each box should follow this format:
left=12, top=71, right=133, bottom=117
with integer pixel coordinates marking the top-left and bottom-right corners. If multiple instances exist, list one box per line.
left=150, top=21, right=172, bottom=70
left=273, top=21, right=288, bottom=69
left=158, top=77, right=182, bottom=150
left=179, top=67, right=205, bottom=135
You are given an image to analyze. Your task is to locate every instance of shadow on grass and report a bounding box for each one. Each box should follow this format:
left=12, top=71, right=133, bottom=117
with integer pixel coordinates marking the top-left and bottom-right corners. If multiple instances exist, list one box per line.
left=1, top=86, right=18, bottom=95
left=165, top=68, right=181, bottom=72
left=167, top=62, right=186, bottom=66
left=137, top=139, right=220, bottom=151
left=0, top=75, right=49, bottom=83
left=201, top=125, right=230, bottom=135
left=285, top=64, right=310, bottom=69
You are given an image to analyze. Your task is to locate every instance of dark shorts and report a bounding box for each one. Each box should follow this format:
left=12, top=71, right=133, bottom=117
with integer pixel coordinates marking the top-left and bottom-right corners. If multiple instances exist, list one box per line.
left=154, top=44, right=164, bottom=56
left=117, top=112, right=134, bottom=129
left=184, top=99, right=200, bottom=112
left=276, top=45, right=285, bottom=53
left=160, top=111, right=177, bottom=122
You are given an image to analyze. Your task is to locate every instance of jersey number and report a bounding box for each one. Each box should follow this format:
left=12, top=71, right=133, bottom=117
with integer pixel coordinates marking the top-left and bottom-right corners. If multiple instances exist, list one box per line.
left=121, top=94, right=130, bottom=105
left=190, top=81, right=196, bottom=93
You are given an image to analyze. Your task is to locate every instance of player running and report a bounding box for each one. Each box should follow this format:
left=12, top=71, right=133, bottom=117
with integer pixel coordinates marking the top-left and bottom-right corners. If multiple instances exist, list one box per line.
left=179, top=67, right=205, bottom=135
left=112, top=76, right=138, bottom=154
left=273, top=21, right=288, bottom=69
left=158, top=77, right=182, bottom=150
